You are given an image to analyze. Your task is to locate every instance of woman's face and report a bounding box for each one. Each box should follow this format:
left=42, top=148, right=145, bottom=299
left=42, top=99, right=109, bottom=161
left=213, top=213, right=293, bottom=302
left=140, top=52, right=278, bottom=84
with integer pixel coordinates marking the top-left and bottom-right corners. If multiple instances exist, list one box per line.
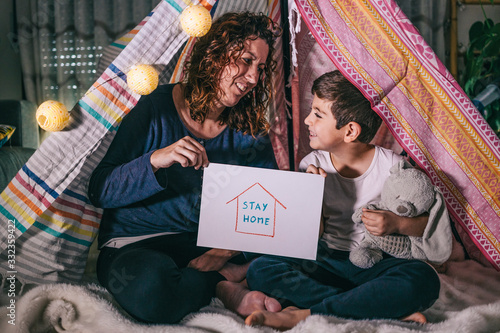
left=215, top=37, right=269, bottom=111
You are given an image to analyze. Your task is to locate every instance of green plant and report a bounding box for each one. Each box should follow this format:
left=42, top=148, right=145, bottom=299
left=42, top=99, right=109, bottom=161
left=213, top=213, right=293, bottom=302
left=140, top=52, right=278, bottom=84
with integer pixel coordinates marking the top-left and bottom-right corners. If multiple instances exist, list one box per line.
left=460, top=0, right=500, bottom=136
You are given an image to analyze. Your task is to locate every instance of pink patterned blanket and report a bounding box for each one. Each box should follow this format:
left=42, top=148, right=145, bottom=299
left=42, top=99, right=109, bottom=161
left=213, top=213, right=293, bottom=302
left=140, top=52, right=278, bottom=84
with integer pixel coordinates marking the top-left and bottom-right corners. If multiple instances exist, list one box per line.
left=292, top=0, right=500, bottom=270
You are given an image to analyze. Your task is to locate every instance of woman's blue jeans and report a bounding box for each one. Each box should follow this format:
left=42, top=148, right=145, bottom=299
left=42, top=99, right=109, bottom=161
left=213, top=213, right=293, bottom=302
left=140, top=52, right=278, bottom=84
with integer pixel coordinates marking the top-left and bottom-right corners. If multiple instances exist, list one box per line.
left=247, top=241, right=440, bottom=319
left=97, top=233, right=246, bottom=324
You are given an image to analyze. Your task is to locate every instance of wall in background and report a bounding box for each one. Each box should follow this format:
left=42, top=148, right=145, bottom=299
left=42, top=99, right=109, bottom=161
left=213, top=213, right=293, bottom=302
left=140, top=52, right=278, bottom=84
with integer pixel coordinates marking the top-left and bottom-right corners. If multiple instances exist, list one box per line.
left=0, top=1, right=498, bottom=103
left=0, top=0, right=23, bottom=101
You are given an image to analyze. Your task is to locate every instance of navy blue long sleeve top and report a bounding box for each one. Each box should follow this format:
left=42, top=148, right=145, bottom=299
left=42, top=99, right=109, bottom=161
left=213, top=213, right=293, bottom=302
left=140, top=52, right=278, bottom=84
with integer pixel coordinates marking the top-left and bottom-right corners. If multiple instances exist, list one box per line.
left=88, top=84, right=277, bottom=247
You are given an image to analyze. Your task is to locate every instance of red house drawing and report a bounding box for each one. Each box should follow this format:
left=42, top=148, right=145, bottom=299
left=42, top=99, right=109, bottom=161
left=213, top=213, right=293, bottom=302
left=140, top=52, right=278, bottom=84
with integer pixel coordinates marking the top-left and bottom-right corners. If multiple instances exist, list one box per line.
left=226, top=183, right=286, bottom=237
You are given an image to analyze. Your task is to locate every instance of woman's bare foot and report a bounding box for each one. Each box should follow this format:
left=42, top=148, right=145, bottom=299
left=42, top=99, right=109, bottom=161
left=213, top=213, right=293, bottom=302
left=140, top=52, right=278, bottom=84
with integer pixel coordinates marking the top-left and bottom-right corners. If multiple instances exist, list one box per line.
left=216, top=280, right=282, bottom=317
left=218, top=262, right=251, bottom=282
left=401, top=312, right=427, bottom=324
left=245, top=306, right=311, bottom=331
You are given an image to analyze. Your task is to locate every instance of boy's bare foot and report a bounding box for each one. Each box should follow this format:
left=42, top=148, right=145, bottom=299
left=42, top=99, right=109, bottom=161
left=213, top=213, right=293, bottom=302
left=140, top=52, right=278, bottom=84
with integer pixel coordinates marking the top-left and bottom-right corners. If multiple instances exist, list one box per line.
left=245, top=306, right=311, bottom=331
left=401, top=312, right=427, bottom=324
left=216, top=280, right=282, bottom=317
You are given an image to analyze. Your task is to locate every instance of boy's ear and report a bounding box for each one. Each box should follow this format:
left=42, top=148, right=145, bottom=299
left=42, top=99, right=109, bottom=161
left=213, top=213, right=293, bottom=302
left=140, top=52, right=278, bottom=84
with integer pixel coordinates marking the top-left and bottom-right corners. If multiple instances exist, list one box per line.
left=343, top=122, right=362, bottom=142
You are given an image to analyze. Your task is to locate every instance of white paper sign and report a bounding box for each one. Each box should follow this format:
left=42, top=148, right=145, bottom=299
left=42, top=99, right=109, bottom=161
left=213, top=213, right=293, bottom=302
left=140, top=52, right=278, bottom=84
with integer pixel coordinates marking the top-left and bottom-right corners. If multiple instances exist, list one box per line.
left=197, top=163, right=325, bottom=260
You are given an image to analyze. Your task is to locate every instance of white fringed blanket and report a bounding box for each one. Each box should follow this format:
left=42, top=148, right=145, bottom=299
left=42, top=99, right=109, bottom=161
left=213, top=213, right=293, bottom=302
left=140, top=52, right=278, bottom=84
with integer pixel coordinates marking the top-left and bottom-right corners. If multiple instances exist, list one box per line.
left=1, top=259, right=500, bottom=333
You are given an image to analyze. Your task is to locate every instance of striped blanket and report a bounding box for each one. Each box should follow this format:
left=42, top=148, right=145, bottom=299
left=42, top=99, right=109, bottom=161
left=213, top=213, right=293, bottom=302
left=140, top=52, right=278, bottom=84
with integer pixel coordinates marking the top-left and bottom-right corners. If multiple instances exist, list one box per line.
left=1, top=0, right=499, bottom=286
left=0, top=0, right=287, bottom=284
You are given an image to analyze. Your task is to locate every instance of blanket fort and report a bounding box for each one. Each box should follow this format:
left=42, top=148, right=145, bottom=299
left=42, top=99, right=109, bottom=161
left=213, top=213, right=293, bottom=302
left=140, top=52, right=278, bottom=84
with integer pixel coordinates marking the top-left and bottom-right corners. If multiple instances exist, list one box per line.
left=198, top=163, right=324, bottom=260
left=1, top=0, right=499, bottom=288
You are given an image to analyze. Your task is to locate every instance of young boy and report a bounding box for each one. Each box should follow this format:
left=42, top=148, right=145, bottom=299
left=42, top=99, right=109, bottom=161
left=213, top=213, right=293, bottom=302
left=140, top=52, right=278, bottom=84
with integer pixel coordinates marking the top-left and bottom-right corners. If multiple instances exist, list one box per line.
left=244, top=70, right=448, bottom=330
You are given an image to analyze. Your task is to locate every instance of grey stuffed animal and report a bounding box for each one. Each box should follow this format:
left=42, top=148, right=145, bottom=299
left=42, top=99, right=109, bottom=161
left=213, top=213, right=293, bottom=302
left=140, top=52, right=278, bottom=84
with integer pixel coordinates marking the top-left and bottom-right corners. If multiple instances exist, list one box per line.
left=350, top=160, right=450, bottom=269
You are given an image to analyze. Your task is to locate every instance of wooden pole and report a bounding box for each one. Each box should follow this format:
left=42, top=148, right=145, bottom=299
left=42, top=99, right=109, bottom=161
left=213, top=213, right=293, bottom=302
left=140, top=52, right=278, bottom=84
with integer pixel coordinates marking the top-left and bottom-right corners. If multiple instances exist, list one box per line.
left=280, top=0, right=295, bottom=170
left=451, top=0, right=458, bottom=78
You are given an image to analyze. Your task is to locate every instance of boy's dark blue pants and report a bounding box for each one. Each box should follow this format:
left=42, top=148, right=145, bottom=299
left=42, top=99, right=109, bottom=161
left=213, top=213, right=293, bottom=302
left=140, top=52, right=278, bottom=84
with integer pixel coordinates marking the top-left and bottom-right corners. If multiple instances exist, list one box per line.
left=247, top=240, right=440, bottom=319
left=96, top=233, right=245, bottom=324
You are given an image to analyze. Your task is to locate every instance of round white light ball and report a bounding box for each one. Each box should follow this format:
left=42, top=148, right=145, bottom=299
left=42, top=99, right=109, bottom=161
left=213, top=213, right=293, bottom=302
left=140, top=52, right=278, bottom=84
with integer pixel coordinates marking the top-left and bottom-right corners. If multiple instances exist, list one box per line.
left=127, top=65, right=159, bottom=95
left=180, top=5, right=212, bottom=37
left=36, top=100, right=70, bottom=132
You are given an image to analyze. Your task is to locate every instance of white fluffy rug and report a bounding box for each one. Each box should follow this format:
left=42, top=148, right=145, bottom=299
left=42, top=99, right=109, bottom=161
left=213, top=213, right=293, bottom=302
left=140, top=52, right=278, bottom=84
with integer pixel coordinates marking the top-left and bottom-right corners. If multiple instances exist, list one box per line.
left=1, top=260, right=500, bottom=333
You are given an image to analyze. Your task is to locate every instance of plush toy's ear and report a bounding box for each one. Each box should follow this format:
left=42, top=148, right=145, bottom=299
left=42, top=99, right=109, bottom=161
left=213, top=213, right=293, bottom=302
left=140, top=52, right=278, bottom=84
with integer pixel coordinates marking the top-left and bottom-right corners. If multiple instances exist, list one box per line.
left=413, top=187, right=453, bottom=264
left=389, top=159, right=413, bottom=174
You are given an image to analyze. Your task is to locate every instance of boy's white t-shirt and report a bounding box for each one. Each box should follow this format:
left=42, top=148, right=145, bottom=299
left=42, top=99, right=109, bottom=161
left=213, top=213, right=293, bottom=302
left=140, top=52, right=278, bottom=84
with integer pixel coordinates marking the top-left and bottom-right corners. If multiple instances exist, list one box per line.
left=299, top=146, right=403, bottom=251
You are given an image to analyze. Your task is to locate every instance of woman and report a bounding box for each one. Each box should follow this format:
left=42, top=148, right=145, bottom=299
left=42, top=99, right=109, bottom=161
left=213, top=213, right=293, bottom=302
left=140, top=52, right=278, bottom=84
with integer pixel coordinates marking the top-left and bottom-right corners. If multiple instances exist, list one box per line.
left=88, top=12, right=281, bottom=324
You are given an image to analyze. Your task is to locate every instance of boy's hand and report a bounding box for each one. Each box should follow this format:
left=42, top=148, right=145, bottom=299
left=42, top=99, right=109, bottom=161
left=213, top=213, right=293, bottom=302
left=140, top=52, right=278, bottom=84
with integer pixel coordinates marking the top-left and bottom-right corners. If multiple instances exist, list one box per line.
left=361, top=209, right=400, bottom=236
left=361, top=209, right=428, bottom=237
left=306, top=165, right=327, bottom=177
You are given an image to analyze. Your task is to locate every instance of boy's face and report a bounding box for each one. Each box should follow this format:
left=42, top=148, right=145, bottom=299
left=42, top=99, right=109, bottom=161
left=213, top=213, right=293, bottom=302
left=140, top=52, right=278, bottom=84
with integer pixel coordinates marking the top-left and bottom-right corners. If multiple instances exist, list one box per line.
left=305, top=94, right=344, bottom=151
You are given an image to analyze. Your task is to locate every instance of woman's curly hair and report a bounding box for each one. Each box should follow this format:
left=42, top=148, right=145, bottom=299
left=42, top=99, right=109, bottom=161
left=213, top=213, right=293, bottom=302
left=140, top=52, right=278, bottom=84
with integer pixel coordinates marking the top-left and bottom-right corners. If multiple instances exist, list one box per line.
left=183, top=11, right=281, bottom=136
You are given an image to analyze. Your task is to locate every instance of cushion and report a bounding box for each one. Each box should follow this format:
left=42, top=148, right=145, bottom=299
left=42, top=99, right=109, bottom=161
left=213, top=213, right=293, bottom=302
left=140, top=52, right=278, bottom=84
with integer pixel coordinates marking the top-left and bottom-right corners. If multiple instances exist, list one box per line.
left=0, top=100, right=39, bottom=149
left=0, top=146, right=35, bottom=192
left=0, top=125, right=15, bottom=148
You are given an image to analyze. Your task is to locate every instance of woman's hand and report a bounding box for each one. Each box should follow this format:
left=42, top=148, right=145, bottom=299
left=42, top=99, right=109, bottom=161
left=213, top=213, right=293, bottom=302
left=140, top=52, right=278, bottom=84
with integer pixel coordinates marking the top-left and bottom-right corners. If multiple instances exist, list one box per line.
left=361, top=209, right=428, bottom=237
left=150, top=136, right=209, bottom=172
left=188, top=249, right=240, bottom=272
left=305, top=164, right=327, bottom=177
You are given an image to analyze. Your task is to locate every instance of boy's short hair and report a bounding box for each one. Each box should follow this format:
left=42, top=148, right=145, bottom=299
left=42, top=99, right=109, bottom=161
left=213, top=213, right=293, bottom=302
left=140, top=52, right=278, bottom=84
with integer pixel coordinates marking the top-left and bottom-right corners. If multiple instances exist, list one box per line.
left=311, top=70, right=382, bottom=143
